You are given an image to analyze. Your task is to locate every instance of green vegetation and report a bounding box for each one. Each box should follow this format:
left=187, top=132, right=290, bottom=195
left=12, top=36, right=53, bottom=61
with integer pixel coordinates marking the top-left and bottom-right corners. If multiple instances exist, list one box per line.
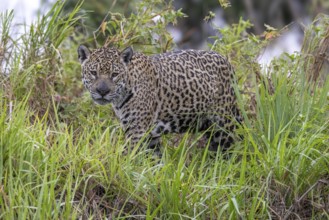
left=1, top=1, right=328, bottom=219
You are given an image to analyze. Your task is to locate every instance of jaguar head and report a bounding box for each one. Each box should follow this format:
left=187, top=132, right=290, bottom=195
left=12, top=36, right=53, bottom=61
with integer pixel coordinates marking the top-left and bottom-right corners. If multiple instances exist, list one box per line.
left=78, top=45, right=133, bottom=106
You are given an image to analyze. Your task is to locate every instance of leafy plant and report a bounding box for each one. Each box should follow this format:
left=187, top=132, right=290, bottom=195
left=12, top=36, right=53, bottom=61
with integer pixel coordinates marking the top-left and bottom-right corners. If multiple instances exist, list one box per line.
left=98, top=0, right=185, bottom=53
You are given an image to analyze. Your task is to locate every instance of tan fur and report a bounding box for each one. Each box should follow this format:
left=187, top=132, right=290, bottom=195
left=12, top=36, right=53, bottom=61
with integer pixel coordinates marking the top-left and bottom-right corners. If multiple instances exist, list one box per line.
left=78, top=46, right=242, bottom=152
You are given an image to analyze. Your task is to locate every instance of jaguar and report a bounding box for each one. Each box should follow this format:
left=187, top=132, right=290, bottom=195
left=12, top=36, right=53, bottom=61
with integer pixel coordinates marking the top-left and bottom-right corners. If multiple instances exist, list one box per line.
left=78, top=45, right=242, bottom=153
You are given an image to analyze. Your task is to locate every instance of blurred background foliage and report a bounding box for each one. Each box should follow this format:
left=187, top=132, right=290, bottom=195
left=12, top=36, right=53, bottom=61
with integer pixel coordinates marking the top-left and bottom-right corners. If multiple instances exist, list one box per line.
left=43, top=0, right=329, bottom=49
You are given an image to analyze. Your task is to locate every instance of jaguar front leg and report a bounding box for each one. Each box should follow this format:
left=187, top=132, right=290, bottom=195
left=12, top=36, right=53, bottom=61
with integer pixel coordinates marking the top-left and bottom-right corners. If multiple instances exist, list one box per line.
left=122, top=113, right=161, bottom=155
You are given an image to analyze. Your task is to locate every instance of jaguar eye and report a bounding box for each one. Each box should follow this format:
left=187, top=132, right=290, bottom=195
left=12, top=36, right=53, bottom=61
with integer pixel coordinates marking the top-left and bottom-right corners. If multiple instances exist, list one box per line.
left=90, top=71, right=97, bottom=75
left=112, top=72, right=119, bottom=78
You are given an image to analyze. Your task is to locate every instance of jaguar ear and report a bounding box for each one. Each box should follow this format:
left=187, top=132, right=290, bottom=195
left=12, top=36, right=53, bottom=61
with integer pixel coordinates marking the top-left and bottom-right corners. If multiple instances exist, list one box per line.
left=78, top=45, right=90, bottom=64
left=120, top=46, right=133, bottom=64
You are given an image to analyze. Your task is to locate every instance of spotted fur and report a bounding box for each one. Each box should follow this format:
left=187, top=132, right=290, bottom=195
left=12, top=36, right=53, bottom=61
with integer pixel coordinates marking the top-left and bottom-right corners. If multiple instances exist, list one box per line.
left=78, top=45, right=242, bottom=152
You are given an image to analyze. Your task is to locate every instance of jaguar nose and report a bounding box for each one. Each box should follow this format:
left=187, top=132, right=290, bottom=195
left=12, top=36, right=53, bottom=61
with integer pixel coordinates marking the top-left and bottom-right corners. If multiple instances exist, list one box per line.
left=96, top=82, right=110, bottom=96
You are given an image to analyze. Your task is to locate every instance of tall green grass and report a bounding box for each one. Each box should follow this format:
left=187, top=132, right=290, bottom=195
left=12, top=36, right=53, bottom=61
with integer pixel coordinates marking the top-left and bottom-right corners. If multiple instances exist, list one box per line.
left=1, top=0, right=328, bottom=219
